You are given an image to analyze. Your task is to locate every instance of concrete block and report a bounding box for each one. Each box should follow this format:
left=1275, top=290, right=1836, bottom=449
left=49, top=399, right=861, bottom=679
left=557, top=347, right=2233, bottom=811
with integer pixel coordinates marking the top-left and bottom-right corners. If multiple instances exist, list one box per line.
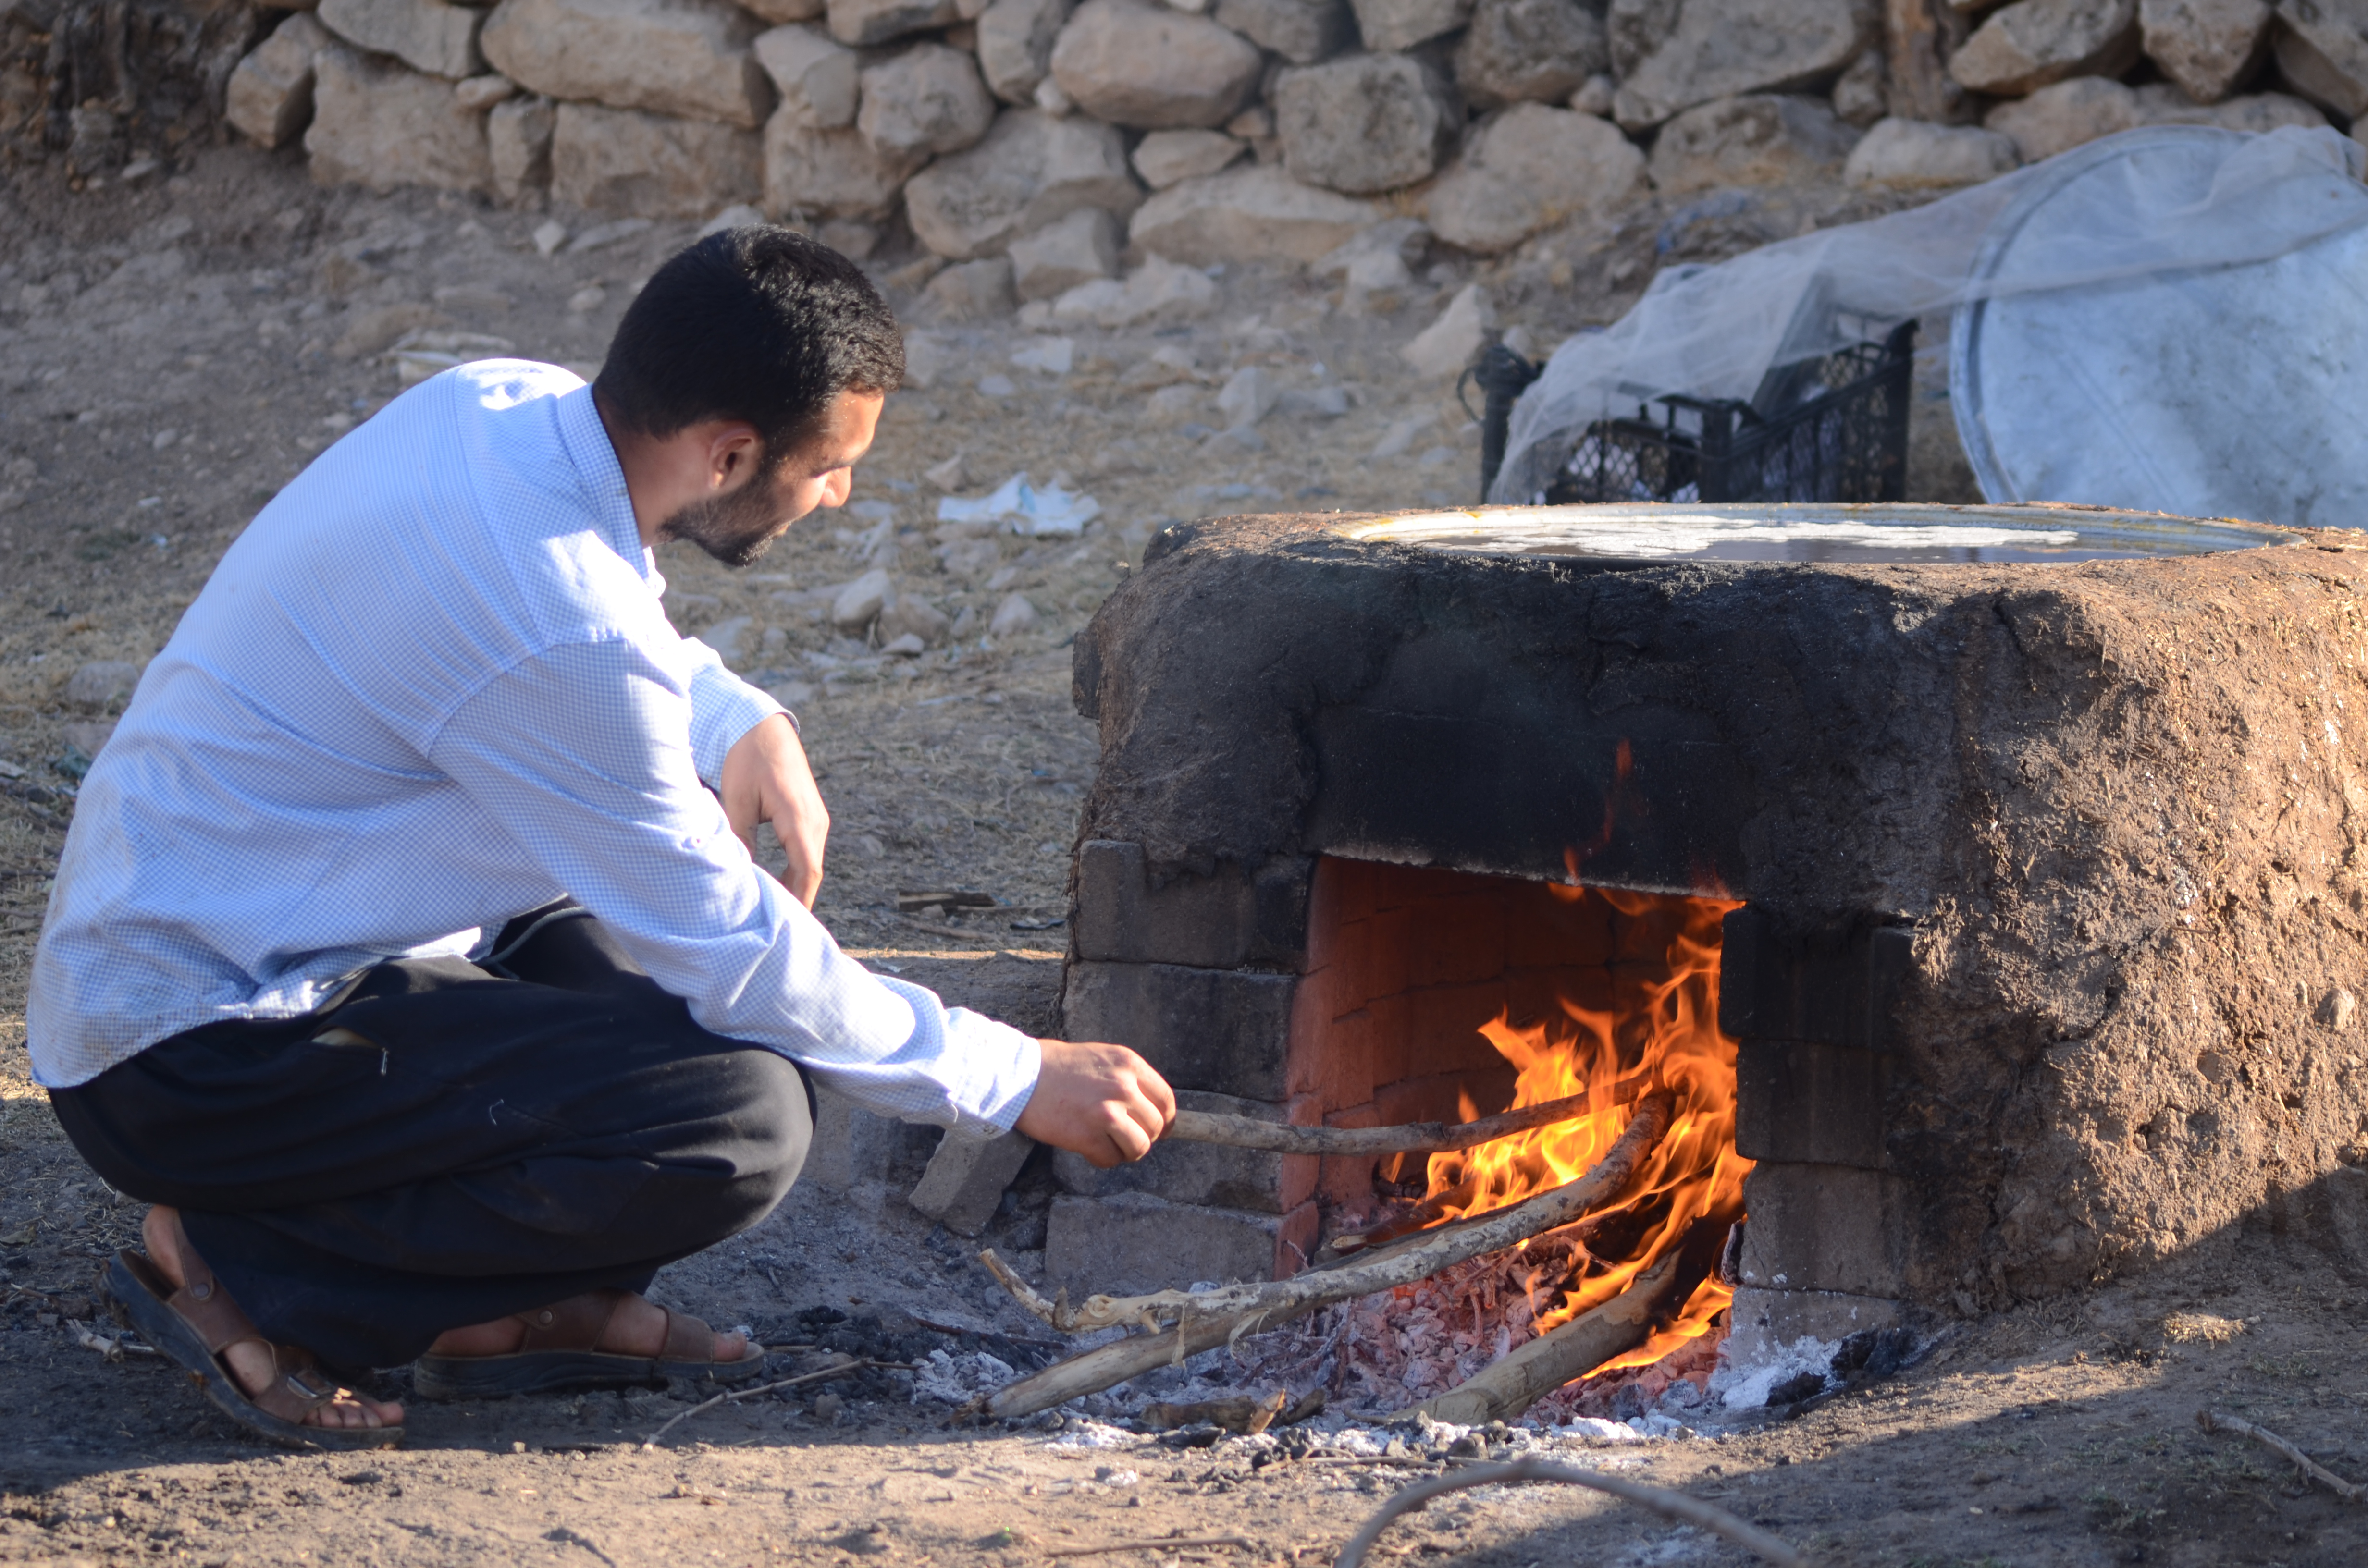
left=1072, top=840, right=1309, bottom=971
left=1061, top=959, right=1296, bottom=1100
left=1055, top=1090, right=1287, bottom=1212
left=1737, top=1163, right=1908, bottom=1298
left=803, top=1082, right=940, bottom=1192
left=910, top=1128, right=1036, bottom=1235
left=1045, top=1190, right=1308, bottom=1295
left=1724, top=1286, right=1909, bottom=1368
left=1735, top=1038, right=1892, bottom=1170
left=1718, top=908, right=1912, bottom=1052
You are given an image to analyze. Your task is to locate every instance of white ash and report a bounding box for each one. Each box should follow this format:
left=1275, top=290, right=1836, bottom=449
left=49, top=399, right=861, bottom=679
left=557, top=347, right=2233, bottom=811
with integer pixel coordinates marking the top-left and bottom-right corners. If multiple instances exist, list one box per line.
left=1707, top=1333, right=1841, bottom=1410
left=910, top=1347, right=1020, bottom=1404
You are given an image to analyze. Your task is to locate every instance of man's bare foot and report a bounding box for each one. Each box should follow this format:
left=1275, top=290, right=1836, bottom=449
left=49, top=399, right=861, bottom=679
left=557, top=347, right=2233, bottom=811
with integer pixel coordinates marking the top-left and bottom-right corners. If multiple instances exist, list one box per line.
left=424, top=1293, right=750, bottom=1363
left=144, top=1207, right=404, bottom=1431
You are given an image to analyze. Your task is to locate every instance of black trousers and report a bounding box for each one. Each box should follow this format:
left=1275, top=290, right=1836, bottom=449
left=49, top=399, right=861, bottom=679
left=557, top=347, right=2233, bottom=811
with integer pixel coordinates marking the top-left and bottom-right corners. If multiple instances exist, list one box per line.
left=49, top=906, right=812, bottom=1371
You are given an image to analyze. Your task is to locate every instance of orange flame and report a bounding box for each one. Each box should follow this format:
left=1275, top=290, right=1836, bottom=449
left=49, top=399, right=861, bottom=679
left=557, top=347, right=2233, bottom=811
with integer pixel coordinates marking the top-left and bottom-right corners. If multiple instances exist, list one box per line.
left=1421, top=886, right=1751, bottom=1381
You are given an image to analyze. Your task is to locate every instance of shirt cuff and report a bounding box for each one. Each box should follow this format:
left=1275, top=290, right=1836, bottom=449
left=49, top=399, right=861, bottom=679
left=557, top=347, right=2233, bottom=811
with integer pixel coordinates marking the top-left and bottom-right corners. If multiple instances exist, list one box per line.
left=941, top=1007, right=1043, bottom=1139
left=686, top=660, right=787, bottom=789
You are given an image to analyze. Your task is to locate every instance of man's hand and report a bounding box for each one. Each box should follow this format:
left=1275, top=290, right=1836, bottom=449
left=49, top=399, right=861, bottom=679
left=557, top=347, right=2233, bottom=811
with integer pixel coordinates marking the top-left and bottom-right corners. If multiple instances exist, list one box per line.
left=719, top=714, right=829, bottom=907
left=1015, top=1039, right=1176, bottom=1169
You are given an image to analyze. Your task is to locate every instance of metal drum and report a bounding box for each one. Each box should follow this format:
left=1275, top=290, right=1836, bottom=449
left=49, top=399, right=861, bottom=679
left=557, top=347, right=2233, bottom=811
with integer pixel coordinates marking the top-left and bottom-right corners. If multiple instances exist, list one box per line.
left=1342, top=501, right=2300, bottom=567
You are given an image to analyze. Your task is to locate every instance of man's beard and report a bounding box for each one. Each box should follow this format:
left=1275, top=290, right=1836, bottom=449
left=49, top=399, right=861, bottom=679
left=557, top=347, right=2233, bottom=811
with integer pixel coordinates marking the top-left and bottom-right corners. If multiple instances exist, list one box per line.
left=656, top=477, right=791, bottom=568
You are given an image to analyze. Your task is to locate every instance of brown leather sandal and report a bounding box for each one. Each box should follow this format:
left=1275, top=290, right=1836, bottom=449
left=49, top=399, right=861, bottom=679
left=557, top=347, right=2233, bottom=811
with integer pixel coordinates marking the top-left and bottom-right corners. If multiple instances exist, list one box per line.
left=108, top=1221, right=403, bottom=1451
left=410, top=1288, right=768, bottom=1401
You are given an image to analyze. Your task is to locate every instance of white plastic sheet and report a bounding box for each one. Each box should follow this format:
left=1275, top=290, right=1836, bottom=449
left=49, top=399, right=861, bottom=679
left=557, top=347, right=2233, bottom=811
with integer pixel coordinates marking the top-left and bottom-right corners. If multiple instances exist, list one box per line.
left=934, top=471, right=1102, bottom=536
left=1491, top=126, right=2368, bottom=507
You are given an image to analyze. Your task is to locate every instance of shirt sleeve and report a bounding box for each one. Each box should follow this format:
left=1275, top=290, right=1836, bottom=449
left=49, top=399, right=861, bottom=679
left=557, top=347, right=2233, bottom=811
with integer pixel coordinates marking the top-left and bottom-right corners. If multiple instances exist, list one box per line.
left=678, top=635, right=790, bottom=789
left=426, top=638, right=1039, bottom=1138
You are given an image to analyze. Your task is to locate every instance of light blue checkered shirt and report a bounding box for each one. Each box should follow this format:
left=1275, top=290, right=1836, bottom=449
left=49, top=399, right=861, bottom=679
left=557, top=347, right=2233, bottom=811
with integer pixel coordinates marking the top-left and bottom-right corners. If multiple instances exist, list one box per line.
left=26, top=361, right=1040, bottom=1139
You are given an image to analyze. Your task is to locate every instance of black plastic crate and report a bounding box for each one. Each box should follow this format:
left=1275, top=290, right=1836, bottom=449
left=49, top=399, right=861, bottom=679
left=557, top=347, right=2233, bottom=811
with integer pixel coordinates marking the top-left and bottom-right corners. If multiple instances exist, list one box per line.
left=1475, top=320, right=1918, bottom=507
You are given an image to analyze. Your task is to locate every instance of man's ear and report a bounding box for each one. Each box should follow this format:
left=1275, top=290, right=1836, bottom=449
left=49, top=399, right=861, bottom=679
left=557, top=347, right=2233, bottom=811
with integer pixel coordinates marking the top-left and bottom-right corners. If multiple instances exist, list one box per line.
left=707, top=422, right=766, bottom=493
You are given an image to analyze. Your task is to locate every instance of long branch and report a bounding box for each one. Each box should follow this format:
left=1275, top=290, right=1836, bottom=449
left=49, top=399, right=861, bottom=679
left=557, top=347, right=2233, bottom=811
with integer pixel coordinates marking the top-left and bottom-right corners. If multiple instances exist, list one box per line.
left=1167, top=1082, right=1641, bottom=1158
left=1411, top=1250, right=1685, bottom=1424
left=1332, top=1460, right=1805, bottom=1568
left=2198, top=1409, right=2366, bottom=1501
left=984, top=1092, right=1671, bottom=1335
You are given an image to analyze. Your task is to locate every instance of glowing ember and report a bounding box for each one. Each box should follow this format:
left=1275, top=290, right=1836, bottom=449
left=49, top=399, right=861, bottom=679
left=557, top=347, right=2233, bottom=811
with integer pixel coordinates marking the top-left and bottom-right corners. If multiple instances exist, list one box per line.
left=1417, top=884, right=1751, bottom=1382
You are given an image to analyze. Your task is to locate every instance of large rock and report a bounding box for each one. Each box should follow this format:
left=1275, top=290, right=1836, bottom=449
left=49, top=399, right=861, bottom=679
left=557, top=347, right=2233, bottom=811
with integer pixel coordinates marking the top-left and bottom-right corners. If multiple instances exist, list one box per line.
left=1648, top=93, right=1860, bottom=194
left=318, top=0, right=483, bottom=80
left=488, top=92, right=555, bottom=200
left=1426, top=104, right=1646, bottom=254
left=1272, top=52, right=1460, bottom=195
left=1048, top=0, right=1263, bottom=128
left=554, top=101, right=761, bottom=213
left=1009, top=206, right=1120, bottom=298
left=226, top=12, right=328, bottom=148
left=1949, top=0, right=2142, bottom=97
left=2273, top=0, right=2368, bottom=121
left=744, top=0, right=826, bottom=17
left=1454, top=0, right=1605, bottom=110
left=1607, top=0, right=1678, bottom=77
left=978, top=0, right=1071, bottom=103
left=763, top=117, right=925, bottom=219
left=858, top=42, right=993, bottom=157
left=306, top=43, right=493, bottom=192
left=1841, top=116, right=2020, bottom=188
left=753, top=24, right=858, bottom=127
left=1615, top=0, right=1873, bottom=129
left=2131, top=80, right=2327, bottom=126
left=479, top=0, right=772, bottom=128
left=1349, top=0, right=1470, bottom=50
left=1983, top=74, right=2139, bottom=160
left=1127, top=162, right=1380, bottom=265
left=827, top=0, right=962, bottom=44
left=2139, top=0, right=2271, bottom=101
left=1049, top=252, right=1219, bottom=325
left=1215, top=0, right=1354, bottom=62
left=902, top=107, right=1142, bottom=258
left=1132, top=126, right=1244, bottom=186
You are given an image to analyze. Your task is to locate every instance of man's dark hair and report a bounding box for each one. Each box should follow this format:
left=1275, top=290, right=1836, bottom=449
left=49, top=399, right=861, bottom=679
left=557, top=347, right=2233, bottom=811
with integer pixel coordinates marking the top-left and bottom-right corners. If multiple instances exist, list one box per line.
left=595, top=226, right=903, bottom=463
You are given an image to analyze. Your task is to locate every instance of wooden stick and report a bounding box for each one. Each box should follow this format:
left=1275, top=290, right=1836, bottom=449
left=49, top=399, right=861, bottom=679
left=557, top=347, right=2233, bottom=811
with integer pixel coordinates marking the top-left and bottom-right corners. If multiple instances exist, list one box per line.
left=639, top=1358, right=911, bottom=1448
left=1167, top=1083, right=1636, bottom=1158
left=979, top=1296, right=1332, bottom=1420
left=1332, top=1459, right=1805, bottom=1568
left=982, top=1093, right=1671, bottom=1336
left=2197, top=1409, right=2367, bottom=1501
left=1051, top=1537, right=1254, bottom=1558
left=975, top=1097, right=1673, bottom=1419
left=1411, top=1250, right=1686, bottom=1424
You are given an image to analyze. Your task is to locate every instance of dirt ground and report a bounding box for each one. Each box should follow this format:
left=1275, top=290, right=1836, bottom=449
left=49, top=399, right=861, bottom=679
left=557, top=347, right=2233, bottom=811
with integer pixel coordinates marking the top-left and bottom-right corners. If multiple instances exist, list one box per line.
left=3, top=142, right=2364, bottom=1567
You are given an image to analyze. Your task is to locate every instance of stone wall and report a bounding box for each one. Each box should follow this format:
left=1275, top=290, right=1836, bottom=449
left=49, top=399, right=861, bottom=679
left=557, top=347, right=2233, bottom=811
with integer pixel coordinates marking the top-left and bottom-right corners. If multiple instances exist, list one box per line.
left=177, top=0, right=2354, bottom=314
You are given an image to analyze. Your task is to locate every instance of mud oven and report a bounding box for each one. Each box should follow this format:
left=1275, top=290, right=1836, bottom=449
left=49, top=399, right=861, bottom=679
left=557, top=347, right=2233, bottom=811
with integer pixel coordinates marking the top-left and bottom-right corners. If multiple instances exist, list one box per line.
left=1043, top=503, right=2368, bottom=1366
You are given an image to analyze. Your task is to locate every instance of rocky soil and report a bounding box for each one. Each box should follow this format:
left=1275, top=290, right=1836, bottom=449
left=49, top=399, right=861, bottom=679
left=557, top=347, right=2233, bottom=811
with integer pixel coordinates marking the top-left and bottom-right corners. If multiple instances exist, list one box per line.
left=0, top=131, right=2363, bottom=1568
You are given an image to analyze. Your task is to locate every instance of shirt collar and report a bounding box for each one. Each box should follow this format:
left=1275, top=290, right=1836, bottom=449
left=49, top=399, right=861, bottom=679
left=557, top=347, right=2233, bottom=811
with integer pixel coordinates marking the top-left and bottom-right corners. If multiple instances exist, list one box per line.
left=554, top=380, right=653, bottom=581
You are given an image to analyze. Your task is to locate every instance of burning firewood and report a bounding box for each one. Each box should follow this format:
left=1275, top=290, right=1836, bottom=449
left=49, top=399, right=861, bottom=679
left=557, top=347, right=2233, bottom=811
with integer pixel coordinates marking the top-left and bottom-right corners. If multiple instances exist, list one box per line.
left=1164, top=1082, right=1644, bottom=1158
left=982, top=1093, right=1671, bottom=1336
left=1410, top=1251, right=1685, bottom=1424
left=969, top=1094, right=1672, bottom=1418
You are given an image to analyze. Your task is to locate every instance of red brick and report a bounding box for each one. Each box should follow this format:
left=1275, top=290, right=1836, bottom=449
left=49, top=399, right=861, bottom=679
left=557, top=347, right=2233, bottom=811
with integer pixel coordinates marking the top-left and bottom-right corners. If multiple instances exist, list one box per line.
left=1318, top=1101, right=1380, bottom=1210
left=1365, top=991, right=1413, bottom=1092
left=1404, top=980, right=1514, bottom=1075
left=1274, top=1200, right=1321, bottom=1278
left=1360, top=904, right=1415, bottom=1007
left=1370, top=861, right=1468, bottom=912
left=1507, top=883, right=1616, bottom=969
left=1374, top=1070, right=1499, bottom=1127
left=1407, top=892, right=1508, bottom=988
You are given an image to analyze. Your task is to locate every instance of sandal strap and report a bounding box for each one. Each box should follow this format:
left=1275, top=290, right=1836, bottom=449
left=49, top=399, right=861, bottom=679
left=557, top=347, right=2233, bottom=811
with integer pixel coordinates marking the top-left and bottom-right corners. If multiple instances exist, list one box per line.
left=657, top=1306, right=714, bottom=1364
left=517, top=1289, right=626, bottom=1353
left=160, top=1214, right=265, bottom=1358
left=248, top=1344, right=344, bottom=1426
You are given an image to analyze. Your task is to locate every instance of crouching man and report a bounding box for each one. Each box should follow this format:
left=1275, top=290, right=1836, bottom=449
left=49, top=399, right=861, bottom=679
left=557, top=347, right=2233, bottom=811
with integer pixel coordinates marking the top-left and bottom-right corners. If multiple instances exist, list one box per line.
left=25, top=227, right=1173, bottom=1448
